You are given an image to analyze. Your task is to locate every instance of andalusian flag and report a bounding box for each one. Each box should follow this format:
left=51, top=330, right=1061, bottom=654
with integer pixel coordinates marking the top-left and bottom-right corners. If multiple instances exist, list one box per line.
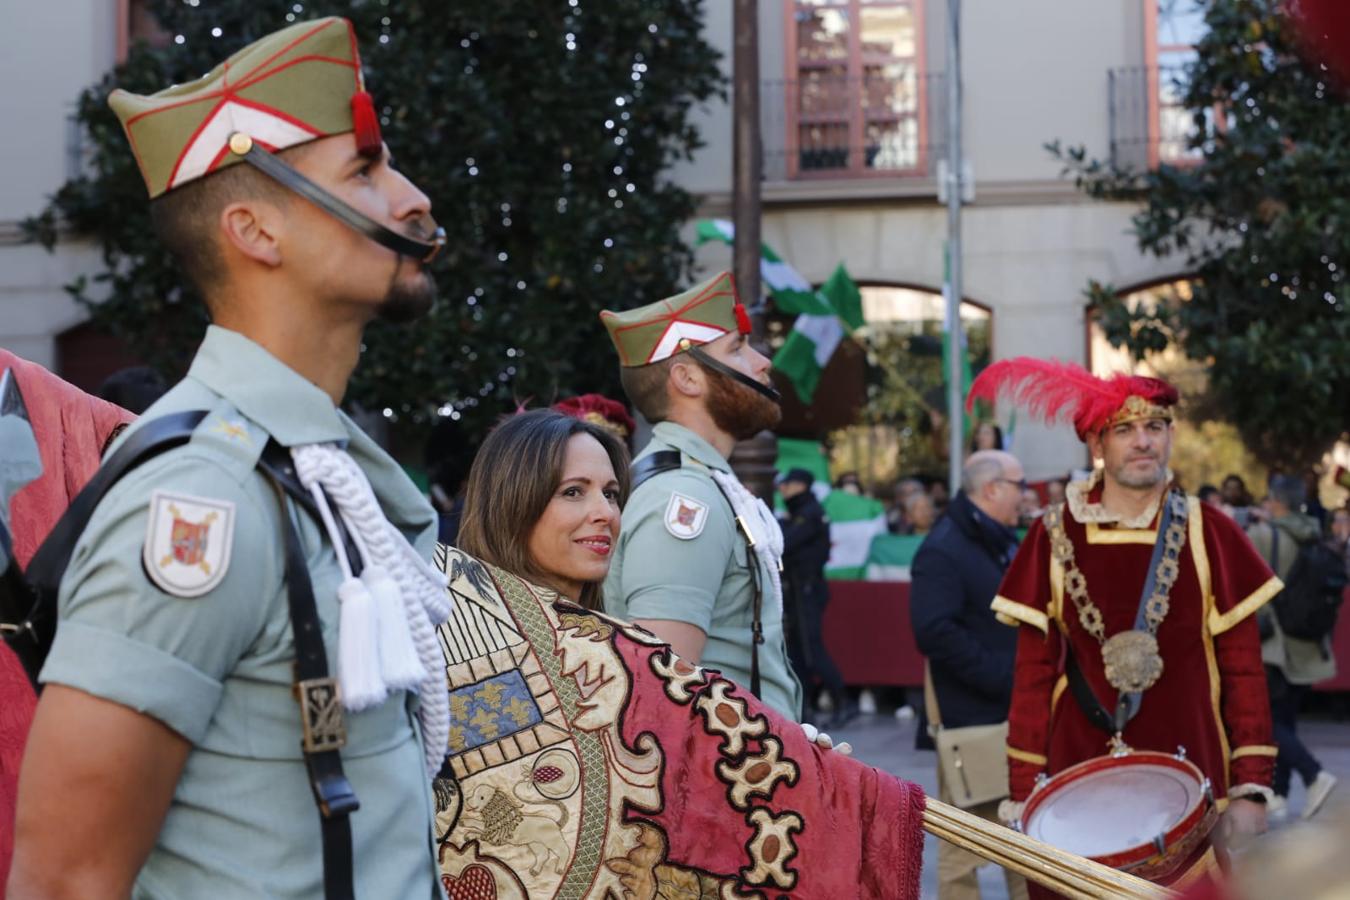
left=822, top=491, right=888, bottom=580
left=694, top=220, right=864, bottom=403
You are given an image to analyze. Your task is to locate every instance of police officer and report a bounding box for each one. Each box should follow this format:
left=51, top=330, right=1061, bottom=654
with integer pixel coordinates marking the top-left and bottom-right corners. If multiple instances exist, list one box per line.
left=10, top=19, right=450, bottom=899
left=778, top=468, right=854, bottom=727
left=599, top=273, right=802, bottom=720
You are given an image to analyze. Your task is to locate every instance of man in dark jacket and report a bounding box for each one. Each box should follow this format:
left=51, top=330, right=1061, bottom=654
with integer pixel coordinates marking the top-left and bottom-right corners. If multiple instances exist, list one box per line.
left=779, top=469, right=855, bottom=727
left=911, top=449, right=1027, bottom=900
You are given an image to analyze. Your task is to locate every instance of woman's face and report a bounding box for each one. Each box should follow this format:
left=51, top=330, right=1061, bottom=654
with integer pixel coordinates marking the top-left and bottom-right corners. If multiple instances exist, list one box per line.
left=526, top=433, right=622, bottom=600
left=975, top=423, right=997, bottom=450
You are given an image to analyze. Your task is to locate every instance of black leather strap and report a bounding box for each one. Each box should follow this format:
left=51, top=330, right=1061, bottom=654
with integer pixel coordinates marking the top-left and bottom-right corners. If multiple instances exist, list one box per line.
left=238, top=141, right=446, bottom=264
left=257, top=441, right=358, bottom=900
left=630, top=450, right=682, bottom=491
left=7, top=410, right=209, bottom=686
left=686, top=345, right=782, bottom=404
left=1065, top=646, right=1118, bottom=735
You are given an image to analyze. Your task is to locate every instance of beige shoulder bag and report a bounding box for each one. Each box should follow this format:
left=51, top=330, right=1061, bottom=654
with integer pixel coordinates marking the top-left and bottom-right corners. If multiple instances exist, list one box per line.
left=925, top=662, right=1010, bottom=808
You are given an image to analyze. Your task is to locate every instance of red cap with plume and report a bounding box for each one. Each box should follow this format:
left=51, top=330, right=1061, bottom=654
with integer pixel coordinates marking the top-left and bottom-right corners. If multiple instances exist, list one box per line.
left=965, top=357, right=1178, bottom=441
left=553, top=393, right=637, bottom=440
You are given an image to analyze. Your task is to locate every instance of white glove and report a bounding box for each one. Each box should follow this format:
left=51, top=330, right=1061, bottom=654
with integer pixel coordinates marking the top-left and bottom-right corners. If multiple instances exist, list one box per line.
left=801, top=722, right=853, bottom=755
left=997, top=799, right=1024, bottom=828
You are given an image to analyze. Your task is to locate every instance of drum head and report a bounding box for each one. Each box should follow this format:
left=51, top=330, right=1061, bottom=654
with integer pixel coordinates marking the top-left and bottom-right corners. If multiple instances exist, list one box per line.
left=1024, top=761, right=1202, bottom=859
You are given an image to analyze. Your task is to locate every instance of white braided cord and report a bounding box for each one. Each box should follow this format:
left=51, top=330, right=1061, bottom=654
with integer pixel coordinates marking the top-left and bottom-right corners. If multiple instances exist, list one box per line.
left=291, top=444, right=451, bottom=776
left=710, top=470, right=784, bottom=615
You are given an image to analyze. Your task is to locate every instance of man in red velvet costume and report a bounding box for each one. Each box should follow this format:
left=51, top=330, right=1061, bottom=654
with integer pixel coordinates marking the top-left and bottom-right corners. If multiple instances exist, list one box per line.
left=967, top=359, right=1278, bottom=892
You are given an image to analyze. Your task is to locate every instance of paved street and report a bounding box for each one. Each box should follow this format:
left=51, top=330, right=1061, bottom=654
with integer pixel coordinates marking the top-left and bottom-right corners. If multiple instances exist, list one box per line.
left=828, top=703, right=1350, bottom=899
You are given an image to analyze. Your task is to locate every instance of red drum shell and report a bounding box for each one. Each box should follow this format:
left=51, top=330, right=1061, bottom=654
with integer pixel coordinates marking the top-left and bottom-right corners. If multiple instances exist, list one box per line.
left=1021, top=751, right=1218, bottom=882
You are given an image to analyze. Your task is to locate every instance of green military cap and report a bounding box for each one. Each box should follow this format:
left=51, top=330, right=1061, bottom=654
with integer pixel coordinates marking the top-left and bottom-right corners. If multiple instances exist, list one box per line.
left=109, top=17, right=382, bottom=198
left=600, top=271, right=752, bottom=367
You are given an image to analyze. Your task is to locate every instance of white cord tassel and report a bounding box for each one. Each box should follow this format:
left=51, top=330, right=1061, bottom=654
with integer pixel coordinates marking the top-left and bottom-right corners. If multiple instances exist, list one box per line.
left=292, top=444, right=452, bottom=776
left=711, top=470, right=786, bottom=615
left=365, top=564, right=427, bottom=690
left=306, top=483, right=386, bottom=710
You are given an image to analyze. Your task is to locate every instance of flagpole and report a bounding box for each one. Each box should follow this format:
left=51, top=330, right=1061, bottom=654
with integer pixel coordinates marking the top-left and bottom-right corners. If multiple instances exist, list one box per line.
left=944, top=0, right=965, bottom=497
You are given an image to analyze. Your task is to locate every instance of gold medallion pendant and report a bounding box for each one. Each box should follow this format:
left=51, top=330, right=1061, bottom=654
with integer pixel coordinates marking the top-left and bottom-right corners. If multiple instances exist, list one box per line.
left=1101, top=630, right=1164, bottom=693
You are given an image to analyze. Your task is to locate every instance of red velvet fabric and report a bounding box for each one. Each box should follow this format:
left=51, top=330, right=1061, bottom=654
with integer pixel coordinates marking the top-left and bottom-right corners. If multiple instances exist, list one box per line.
left=0, top=349, right=133, bottom=891
left=1000, top=501, right=1275, bottom=803
left=614, top=630, right=928, bottom=897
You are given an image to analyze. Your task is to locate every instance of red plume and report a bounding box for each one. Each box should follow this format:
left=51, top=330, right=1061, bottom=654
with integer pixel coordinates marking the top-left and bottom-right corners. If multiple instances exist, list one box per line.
left=966, top=358, right=1173, bottom=440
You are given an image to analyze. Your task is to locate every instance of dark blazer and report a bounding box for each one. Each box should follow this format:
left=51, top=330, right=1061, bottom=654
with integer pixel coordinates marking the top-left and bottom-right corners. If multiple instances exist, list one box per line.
left=909, top=490, right=1020, bottom=729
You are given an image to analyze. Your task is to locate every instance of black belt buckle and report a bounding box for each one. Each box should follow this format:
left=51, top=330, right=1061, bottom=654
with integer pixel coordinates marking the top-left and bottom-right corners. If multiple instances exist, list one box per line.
left=311, top=770, right=360, bottom=818
left=297, top=676, right=348, bottom=753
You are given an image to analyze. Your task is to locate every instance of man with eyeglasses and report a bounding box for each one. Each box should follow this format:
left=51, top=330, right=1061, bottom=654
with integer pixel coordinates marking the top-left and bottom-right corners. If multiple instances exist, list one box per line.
left=970, top=360, right=1276, bottom=893
left=910, top=449, right=1028, bottom=900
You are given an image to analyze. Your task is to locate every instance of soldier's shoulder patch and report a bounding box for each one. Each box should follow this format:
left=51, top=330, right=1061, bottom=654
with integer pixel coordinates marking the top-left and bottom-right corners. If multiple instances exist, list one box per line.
left=664, top=492, right=709, bottom=540
left=142, top=489, right=236, bottom=597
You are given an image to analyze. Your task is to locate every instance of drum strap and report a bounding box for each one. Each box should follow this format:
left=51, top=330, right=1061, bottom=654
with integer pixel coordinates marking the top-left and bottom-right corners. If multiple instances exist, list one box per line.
left=1065, top=492, right=1186, bottom=735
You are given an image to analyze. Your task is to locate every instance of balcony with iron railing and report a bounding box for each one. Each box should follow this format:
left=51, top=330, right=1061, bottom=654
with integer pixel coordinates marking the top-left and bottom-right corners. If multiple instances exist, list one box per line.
left=1108, top=64, right=1208, bottom=170
left=760, top=72, right=947, bottom=193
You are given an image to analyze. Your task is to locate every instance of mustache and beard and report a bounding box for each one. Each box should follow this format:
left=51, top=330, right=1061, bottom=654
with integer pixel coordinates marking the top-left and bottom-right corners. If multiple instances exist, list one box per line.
left=1109, top=453, right=1167, bottom=489
left=703, top=363, right=782, bottom=441
left=375, top=219, right=439, bottom=324
left=376, top=266, right=437, bottom=324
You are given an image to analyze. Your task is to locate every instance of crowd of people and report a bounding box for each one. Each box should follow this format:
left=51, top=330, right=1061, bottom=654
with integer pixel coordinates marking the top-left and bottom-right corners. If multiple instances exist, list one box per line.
left=0, top=14, right=1347, bottom=900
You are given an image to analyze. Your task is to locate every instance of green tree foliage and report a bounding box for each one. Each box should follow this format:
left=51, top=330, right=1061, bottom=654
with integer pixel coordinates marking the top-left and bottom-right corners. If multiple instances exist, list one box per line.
left=1049, top=0, right=1349, bottom=469
left=25, top=0, right=722, bottom=442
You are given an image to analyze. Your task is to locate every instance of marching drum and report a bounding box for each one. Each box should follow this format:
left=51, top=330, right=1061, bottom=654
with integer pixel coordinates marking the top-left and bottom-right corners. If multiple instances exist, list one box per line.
left=1019, top=748, right=1218, bottom=882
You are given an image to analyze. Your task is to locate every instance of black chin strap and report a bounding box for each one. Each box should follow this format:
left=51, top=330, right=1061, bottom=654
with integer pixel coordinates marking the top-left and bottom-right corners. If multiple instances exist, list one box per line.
left=686, top=345, right=782, bottom=404
left=229, top=133, right=446, bottom=264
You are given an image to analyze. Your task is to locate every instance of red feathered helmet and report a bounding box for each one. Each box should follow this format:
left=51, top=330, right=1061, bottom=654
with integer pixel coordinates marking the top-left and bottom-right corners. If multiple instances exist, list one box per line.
left=965, top=358, right=1178, bottom=441
left=553, top=393, right=637, bottom=440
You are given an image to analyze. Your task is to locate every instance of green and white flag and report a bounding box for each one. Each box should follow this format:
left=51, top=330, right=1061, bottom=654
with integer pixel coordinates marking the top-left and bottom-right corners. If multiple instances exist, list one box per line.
left=822, top=490, right=888, bottom=580
left=863, top=533, right=925, bottom=582
left=695, top=219, right=863, bottom=403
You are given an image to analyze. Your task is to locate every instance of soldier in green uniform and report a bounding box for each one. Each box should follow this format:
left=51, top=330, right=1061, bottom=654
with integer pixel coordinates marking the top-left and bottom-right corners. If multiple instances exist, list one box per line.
left=599, top=272, right=803, bottom=721
left=9, top=19, right=451, bottom=899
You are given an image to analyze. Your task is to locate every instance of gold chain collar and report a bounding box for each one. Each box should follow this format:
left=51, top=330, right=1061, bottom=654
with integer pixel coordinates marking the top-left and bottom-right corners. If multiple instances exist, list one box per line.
left=1044, top=491, right=1189, bottom=694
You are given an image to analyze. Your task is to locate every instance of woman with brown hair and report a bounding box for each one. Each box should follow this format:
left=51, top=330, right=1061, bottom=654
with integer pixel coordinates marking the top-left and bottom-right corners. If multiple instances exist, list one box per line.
left=455, top=408, right=630, bottom=610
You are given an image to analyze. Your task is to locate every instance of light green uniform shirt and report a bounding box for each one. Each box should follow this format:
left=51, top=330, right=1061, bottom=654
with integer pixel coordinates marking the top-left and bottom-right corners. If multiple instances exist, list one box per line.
left=603, top=421, right=802, bottom=719
left=41, top=326, right=444, bottom=899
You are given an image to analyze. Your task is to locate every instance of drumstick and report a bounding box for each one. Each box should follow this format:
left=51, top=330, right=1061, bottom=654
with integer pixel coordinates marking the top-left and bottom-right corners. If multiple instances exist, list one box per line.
left=923, top=798, right=1179, bottom=899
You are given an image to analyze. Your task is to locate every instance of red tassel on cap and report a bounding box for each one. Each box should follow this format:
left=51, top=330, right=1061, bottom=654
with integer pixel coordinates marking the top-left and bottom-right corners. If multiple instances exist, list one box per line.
left=734, top=303, right=753, bottom=336
left=351, top=90, right=382, bottom=158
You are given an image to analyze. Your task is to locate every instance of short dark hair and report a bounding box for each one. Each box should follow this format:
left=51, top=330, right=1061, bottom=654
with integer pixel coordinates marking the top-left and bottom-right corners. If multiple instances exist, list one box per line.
left=618, top=356, right=677, bottom=422
left=96, top=365, right=168, bottom=415
left=148, top=147, right=309, bottom=304
left=457, top=409, right=631, bottom=611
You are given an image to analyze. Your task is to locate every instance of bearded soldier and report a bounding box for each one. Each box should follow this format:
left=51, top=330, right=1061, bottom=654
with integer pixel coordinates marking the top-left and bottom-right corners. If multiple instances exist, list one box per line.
left=600, top=272, right=803, bottom=721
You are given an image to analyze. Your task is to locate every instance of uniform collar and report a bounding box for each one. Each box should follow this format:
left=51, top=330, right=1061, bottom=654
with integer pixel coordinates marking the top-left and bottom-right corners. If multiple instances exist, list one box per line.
left=651, top=421, right=731, bottom=473
left=187, top=325, right=349, bottom=447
